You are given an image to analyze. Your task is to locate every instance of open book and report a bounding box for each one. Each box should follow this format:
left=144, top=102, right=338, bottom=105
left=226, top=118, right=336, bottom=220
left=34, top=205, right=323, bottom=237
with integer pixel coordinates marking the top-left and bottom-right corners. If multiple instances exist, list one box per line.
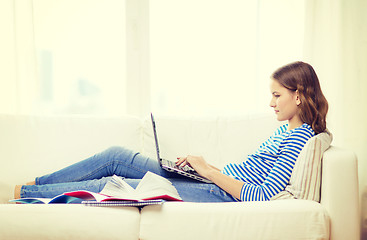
left=10, top=172, right=182, bottom=204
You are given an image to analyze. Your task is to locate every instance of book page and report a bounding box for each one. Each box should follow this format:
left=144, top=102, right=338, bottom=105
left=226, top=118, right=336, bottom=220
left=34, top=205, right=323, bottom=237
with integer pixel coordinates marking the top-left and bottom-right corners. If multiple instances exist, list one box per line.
left=100, top=175, right=135, bottom=198
left=99, top=172, right=182, bottom=201
left=9, top=198, right=52, bottom=204
left=64, top=190, right=110, bottom=202
left=9, top=193, right=80, bottom=204
left=134, top=172, right=182, bottom=200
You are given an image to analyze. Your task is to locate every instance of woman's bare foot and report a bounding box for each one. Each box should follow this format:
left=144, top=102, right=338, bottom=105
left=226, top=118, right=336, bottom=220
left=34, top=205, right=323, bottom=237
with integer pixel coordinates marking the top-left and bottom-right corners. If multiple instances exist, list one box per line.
left=14, top=185, right=22, bottom=199
left=26, top=181, right=35, bottom=185
left=14, top=180, right=35, bottom=199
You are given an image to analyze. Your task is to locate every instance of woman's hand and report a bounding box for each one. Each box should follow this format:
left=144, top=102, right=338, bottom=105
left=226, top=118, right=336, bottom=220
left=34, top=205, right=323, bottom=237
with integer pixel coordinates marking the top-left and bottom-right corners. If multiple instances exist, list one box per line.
left=176, top=155, right=212, bottom=178
left=176, top=155, right=244, bottom=201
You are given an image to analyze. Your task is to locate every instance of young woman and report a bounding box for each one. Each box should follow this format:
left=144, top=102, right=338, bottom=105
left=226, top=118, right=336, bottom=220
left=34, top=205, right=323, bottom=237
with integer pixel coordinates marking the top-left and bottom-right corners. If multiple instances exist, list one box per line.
left=14, top=61, right=328, bottom=202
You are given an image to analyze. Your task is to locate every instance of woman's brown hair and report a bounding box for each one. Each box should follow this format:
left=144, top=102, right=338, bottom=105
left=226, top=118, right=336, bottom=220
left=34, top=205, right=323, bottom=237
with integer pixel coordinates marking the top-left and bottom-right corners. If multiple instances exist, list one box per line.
left=271, top=61, right=328, bottom=134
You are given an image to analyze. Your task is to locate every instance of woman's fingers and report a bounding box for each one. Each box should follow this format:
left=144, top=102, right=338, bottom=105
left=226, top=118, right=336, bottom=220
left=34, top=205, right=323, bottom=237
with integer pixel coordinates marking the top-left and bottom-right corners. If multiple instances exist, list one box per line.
left=176, top=157, right=186, bottom=166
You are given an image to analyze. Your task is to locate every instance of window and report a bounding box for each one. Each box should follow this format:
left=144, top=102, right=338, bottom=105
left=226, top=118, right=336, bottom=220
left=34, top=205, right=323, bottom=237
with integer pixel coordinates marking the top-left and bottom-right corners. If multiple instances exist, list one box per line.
left=150, top=0, right=305, bottom=116
left=33, top=0, right=126, bottom=116
left=4, top=0, right=305, bottom=117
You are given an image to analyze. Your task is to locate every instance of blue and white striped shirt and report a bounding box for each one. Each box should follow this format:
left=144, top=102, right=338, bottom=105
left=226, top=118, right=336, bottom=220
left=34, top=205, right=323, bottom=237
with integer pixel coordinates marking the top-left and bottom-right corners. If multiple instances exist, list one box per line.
left=222, top=123, right=314, bottom=201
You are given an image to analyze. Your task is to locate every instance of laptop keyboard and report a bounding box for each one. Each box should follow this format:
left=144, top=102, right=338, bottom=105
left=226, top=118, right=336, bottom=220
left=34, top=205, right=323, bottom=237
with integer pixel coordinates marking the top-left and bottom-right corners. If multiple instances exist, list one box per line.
left=165, top=159, right=196, bottom=173
left=161, top=158, right=213, bottom=183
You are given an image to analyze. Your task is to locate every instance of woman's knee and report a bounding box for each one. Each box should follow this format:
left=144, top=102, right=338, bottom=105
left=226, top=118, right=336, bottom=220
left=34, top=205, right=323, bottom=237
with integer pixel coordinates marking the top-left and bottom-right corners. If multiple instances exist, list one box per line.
left=104, top=146, right=127, bottom=154
left=101, top=146, right=137, bottom=161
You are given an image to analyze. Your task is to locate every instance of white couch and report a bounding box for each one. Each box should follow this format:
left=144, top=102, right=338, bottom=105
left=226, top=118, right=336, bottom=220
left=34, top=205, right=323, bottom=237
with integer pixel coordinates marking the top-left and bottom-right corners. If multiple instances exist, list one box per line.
left=0, top=114, right=360, bottom=240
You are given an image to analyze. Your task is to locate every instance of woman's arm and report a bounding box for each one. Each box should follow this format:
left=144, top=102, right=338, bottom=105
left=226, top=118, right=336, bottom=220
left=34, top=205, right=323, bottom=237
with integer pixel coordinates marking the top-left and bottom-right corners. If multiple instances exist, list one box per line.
left=222, top=128, right=314, bottom=201
left=205, top=168, right=244, bottom=200
left=208, top=164, right=221, bottom=172
left=176, top=156, right=244, bottom=200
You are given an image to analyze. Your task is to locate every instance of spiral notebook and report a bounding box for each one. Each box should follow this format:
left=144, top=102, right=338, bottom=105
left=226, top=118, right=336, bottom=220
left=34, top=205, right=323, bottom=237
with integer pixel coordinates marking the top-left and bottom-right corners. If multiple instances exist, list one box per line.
left=81, top=199, right=165, bottom=207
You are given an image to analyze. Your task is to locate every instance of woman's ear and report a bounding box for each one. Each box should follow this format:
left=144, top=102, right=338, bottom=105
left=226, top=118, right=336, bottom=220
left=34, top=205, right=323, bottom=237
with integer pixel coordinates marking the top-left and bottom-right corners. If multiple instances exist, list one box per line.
left=295, top=90, right=301, bottom=106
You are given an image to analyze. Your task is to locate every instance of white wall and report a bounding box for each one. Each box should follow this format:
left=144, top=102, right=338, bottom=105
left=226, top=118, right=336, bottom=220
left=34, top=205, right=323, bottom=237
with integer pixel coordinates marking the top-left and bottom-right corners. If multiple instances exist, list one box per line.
left=303, top=0, right=367, bottom=237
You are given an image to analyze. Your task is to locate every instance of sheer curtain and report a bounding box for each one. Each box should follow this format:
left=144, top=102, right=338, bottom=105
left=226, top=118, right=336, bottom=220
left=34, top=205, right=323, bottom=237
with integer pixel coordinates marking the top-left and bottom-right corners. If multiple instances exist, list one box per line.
left=0, top=0, right=36, bottom=114
left=1, top=0, right=126, bottom=116
left=303, top=0, right=367, bottom=237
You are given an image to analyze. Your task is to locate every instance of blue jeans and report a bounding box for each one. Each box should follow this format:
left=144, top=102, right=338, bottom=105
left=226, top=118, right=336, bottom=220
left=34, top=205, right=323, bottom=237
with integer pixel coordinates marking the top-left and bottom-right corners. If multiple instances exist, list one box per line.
left=21, top=146, right=237, bottom=202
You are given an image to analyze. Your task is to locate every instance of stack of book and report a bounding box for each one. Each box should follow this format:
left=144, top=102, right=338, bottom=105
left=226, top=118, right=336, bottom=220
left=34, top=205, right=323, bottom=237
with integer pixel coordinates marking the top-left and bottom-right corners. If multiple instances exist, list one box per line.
left=10, top=172, right=182, bottom=207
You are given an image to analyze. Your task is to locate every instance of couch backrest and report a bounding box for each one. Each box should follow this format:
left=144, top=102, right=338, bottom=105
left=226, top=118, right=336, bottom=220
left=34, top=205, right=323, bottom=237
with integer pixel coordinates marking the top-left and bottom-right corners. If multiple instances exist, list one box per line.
left=0, top=113, right=282, bottom=187
left=0, top=114, right=142, bottom=185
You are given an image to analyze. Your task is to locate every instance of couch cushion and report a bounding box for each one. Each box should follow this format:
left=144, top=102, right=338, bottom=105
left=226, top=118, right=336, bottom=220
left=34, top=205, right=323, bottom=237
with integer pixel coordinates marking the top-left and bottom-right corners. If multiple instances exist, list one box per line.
left=0, top=204, right=140, bottom=240
left=140, top=200, right=330, bottom=240
left=271, top=131, right=332, bottom=202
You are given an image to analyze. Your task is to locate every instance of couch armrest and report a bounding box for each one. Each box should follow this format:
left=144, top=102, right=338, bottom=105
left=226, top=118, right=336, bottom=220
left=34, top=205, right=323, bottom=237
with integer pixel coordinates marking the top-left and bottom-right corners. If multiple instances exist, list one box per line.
left=320, top=146, right=360, bottom=240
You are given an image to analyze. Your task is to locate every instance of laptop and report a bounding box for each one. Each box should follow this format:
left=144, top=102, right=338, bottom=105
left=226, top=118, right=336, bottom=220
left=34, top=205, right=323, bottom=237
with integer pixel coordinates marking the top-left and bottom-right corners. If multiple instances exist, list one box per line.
left=151, top=113, right=212, bottom=183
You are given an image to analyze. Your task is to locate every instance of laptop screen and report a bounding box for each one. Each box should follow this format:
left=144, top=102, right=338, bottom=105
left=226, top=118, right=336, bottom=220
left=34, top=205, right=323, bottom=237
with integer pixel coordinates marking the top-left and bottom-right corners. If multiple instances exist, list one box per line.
left=150, top=113, right=162, bottom=166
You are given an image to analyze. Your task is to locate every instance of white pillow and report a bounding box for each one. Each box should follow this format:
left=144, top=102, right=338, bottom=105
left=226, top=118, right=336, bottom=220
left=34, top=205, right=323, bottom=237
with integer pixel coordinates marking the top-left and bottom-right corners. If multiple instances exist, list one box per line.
left=271, top=130, right=333, bottom=202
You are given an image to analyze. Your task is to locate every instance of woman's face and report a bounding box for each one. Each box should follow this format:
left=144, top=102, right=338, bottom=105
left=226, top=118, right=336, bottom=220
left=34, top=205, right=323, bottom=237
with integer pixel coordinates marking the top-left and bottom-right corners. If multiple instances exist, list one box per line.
left=269, top=78, right=301, bottom=125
